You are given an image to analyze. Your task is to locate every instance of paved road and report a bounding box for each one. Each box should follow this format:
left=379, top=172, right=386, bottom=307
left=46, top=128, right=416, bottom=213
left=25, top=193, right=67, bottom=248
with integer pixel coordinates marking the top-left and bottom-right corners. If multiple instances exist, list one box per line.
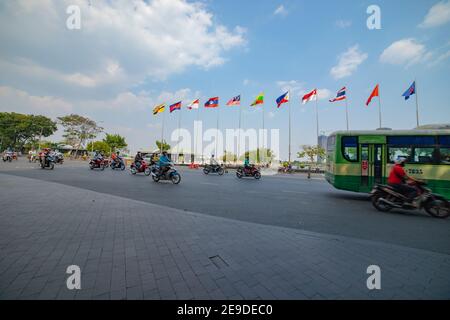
left=1, top=159, right=450, bottom=254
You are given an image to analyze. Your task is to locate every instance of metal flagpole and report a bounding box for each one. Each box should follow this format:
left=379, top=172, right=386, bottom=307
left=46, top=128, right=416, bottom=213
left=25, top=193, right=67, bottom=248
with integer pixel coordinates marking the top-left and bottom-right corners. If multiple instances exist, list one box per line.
left=378, top=89, right=382, bottom=129
left=177, top=106, right=181, bottom=162
left=215, top=106, right=219, bottom=157
left=161, top=107, right=165, bottom=153
left=415, top=79, right=420, bottom=128
left=262, top=100, right=265, bottom=165
left=195, top=106, right=200, bottom=164
left=315, top=89, right=319, bottom=145
left=288, top=90, right=291, bottom=164
left=345, top=97, right=349, bottom=131
left=237, top=100, right=241, bottom=164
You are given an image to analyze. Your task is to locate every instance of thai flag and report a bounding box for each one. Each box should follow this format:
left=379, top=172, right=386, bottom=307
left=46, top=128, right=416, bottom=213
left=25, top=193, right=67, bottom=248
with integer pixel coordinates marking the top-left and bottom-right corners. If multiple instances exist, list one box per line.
left=205, top=97, right=219, bottom=108
left=276, top=91, right=289, bottom=108
left=169, top=101, right=182, bottom=113
left=329, top=87, right=346, bottom=102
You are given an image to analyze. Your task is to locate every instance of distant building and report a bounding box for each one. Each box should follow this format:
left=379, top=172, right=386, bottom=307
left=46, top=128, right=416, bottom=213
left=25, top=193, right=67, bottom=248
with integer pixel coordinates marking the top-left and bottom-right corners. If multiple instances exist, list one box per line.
left=318, top=135, right=328, bottom=163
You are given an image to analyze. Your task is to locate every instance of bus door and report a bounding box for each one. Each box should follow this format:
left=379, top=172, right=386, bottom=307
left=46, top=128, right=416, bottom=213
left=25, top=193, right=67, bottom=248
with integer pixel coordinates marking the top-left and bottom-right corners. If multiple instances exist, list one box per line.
left=360, top=144, right=384, bottom=189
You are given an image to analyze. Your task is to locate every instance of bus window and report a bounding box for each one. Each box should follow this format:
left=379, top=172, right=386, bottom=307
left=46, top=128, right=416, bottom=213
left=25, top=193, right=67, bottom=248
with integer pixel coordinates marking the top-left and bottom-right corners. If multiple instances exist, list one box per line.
left=387, top=136, right=436, bottom=146
left=342, top=136, right=358, bottom=162
left=412, top=147, right=436, bottom=164
left=388, top=147, right=412, bottom=163
left=440, top=147, right=450, bottom=164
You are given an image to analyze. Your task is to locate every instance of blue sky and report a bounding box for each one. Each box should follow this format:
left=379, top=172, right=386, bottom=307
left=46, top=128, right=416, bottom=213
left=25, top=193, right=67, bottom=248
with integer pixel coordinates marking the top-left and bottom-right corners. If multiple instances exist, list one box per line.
left=0, top=0, right=449, bottom=159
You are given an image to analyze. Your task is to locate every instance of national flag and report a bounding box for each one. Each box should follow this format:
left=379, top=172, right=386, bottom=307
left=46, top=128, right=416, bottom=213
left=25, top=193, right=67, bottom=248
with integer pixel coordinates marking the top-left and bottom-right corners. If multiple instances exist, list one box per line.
left=329, top=87, right=346, bottom=102
left=187, top=99, right=199, bottom=110
left=250, top=93, right=264, bottom=106
left=169, top=101, right=182, bottom=113
left=204, top=97, right=219, bottom=108
left=153, top=103, right=165, bottom=115
left=302, top=89, right=317, bottom=104
left=276, top=91, right=289, bottom=108
left=366, top=84, right=379, bottom=106
left=402, top=81, right=416, bottom=101
left=226, top=95, right=241, bottom=106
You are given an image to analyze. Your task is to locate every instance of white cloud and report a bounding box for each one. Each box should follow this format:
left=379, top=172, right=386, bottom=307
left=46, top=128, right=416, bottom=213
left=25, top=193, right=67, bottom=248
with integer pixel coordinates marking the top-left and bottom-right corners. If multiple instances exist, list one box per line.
left=0, top=86, right=72, bottom=116
left=274, top=5, right=288, bottom=16
left=380, top=38, right=431, bottom=67
left=276, top=80, right=305, bottom=96
left=317, top=89, right=332, bottom=100
left=0, top=0, right=246, bottom=97
left=330, top=45, right=368, bottom=80
left=419, top=1, right=450, bottom=28
left=336, top=20, right=352, bottom=28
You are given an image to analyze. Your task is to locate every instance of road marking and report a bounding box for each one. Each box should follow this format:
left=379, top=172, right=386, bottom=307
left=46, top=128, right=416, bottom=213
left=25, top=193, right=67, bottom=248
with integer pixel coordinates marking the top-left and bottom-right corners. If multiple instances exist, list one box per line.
left=281, top=190, right=309, bottom=194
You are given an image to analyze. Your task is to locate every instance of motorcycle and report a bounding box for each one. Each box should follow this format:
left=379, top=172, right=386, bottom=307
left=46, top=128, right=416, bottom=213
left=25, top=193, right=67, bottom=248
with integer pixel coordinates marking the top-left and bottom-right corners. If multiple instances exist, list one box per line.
left=41, top=155, right=55, bottom=170
left=130, top=160, right=151, bottom=176
left=89, top=158, right=107, bottom=170
left=203, top=164, right=225, bottom=175
left=236, top=165, right=261, bottom=179
left=54, top=153, right=64, bottom=164
left=2, top=153, right=13, bottom=162
left=110, top=157, right=126, bottom=171
left=370, top=180, right=450, bottom=219
left=151, top=164, right=181, bottom=184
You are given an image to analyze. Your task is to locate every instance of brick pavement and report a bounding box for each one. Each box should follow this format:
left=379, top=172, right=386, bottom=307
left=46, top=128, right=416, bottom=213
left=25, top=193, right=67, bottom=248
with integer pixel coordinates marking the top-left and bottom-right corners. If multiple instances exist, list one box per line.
left=0, top=173, right=449, bottom=299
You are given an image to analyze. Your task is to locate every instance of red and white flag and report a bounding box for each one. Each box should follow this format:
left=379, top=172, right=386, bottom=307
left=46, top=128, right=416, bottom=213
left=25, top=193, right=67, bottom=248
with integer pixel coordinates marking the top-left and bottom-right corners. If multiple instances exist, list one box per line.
left=302, top=89, right=317, bottom=104
left=187, top=99, right=199, bottom=110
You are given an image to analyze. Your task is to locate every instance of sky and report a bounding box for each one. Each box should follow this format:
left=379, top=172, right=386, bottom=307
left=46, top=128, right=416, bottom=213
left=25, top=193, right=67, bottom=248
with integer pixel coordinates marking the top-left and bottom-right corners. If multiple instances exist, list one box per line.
left=0, top=0, right=449, bottom=160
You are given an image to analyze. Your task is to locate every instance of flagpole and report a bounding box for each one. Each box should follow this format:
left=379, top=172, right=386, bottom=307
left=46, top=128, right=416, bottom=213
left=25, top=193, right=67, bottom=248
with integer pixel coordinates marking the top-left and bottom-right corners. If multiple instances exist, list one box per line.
left=415, top=79, right=420, bottom=128
left=161, top=107, right=165, bottom=154
left=345, top=97, right=349, bottom=131
left=215, top=106, right=219, bottom=157
left=378, top=91, right=382, bottom=129
left=177, top=106, right=181, bottom=162
left=195, top=106, right=200, bottom=164
left=315, top=89, right=319, bottom=146
left=237, top=100, right=241, bottom=164
left=288, top=90, right=291, bottom=164
left=262, top=100, right=265, bottom=165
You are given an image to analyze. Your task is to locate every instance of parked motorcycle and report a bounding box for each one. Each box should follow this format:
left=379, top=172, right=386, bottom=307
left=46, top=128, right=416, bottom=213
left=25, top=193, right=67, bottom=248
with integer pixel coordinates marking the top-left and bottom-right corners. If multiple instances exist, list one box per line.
left=151, top=164, right=181, bottom=184
left=130, top=160, right=151, bottom=176
left=2, top=153, right=13, bottom=162
left=41, top=155, right=55, bottom=170
left=89, top=158, right=107, bottom=170
left=110, top=157, right=126, bottom=171
left=203, top=164, right=225, bottom=175
left=370, top=180, right=449, bottom=219
left=236, top=165, right=261, bottom=179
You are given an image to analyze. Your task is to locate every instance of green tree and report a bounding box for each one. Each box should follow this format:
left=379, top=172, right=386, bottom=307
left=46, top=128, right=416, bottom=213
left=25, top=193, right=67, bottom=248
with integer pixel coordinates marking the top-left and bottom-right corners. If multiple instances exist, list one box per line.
left=239, top=148, right=275, bottom=164
left=156, top=140, right=171, bottom=152
left=0, top=112, right=57, bottom=151
left=58, top=114, right=103, bottom=158
left=86, top=141, right=111, bottom=156
left=103, top=133, right=127, bottom=152
left=297, top=145, right=325, bottom=163
left=222, top=151, right=237, bottom=163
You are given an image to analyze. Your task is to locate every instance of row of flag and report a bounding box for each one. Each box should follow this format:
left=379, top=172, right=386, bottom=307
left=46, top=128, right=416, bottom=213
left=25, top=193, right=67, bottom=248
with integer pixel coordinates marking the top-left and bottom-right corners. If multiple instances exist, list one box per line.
left=152, top=82, right=417, bottom=115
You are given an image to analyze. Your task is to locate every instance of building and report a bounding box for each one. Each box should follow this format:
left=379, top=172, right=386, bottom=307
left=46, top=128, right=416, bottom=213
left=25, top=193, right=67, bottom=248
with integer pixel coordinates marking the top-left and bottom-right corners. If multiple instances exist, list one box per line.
left=317, top=135, right=328, bottom=163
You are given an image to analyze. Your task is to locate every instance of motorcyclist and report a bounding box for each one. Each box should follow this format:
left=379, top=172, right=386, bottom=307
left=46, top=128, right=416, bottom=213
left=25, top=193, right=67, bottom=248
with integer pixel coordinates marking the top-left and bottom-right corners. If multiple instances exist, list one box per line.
left=243, top=156, right=251, bottom=173
left=134, top=151, right=143, bottom=170
left=112, top=151, right=123, bottom=167
left=210, top=154, right=219, bottom=168
left=43, top=148, right=52, bottom=166
left=387, top=157, right=418, bottom=204
left=93, top=150, right=103, bottom=162
left=158, top=151, right=171, bottom=176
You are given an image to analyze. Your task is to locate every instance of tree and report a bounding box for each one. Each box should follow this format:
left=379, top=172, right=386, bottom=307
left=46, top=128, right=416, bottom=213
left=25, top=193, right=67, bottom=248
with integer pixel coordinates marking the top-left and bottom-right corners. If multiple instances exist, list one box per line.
left=239, top=148, right=275, bottom=164
left=222, top=151, right=237, bottom=163
left=156, top=140, right=171, bottom=152
left=103, top=133, right=127, bottom=152
left=0, top=112, right=57, bottom=151
left=58, top=114, right=103, bottom=158
left=297, top=145, right=325, bottom=163
left=86, top=141, right=111, bottom=156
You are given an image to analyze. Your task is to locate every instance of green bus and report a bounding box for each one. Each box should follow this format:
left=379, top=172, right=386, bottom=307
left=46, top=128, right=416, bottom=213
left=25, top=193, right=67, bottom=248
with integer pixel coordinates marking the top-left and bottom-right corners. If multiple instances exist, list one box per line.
left=325, top=130, right=450, bottom=199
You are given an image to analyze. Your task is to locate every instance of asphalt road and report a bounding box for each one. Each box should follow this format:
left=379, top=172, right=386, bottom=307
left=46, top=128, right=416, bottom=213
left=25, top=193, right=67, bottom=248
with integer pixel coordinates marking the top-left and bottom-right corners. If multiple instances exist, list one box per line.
left=1, top=159, right=450, bottom=254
